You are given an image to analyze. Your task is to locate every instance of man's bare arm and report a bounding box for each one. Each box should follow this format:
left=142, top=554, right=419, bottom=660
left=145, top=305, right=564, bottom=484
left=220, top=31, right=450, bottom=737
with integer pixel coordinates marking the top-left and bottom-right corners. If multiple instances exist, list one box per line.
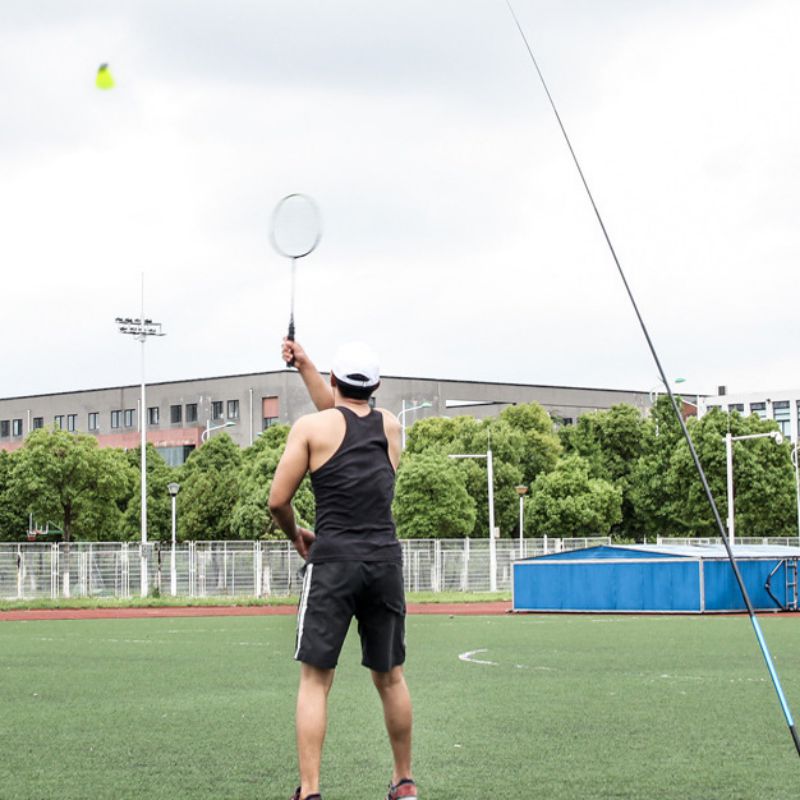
left=268, top=420, right=316, bottom=558
left=282, top=338, right=335, bottom=411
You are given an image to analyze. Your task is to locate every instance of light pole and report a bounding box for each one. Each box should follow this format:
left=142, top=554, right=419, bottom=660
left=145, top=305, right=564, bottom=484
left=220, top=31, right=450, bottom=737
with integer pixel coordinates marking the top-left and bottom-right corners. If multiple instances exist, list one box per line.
left=116, top=282, right=165, bottom=597
left=398, top=400, right=433, bottom=449
left=202, top=419, right=237, bottom=443
left=515, top=485, right=528, bottom=559
left=724, top=430, right=783, bottom=546
left=792, top=444, right=800, bottom=549
left=449, top=447, right=497, bottom=592
left=673, top=377, right=700, bottom=417
left=167, top=482, right=180, bottom=597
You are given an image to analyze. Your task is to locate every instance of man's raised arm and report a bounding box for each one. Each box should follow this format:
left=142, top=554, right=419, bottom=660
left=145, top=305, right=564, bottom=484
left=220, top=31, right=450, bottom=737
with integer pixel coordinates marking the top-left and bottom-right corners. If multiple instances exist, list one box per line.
left=282, top=338, right=335, bottom=411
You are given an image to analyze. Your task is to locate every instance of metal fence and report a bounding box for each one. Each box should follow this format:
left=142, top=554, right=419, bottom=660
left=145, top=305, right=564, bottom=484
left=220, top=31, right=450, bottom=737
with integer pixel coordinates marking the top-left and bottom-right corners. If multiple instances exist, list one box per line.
left=0, top=537, right=610, bottom=601
left=656, top=536, right=800, bottom=547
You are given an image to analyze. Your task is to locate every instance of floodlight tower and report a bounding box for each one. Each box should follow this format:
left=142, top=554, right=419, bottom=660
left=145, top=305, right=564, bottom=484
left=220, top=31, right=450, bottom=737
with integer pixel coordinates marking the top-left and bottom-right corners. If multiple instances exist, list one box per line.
left=115, top=282, right=165, bottom=597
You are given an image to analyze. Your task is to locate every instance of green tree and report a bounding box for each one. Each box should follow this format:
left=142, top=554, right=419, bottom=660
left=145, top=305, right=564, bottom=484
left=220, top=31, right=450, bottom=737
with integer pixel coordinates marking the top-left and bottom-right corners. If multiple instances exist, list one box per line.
left=526, top=455, right=622, bottom=538
left=560, top=403, right=648, bottom=536
left=406, top=405, right=560, bottom=537
left=498, top=403, right=561, bottom=482
left=7, top=429, right=131, bottom=541
left=232, top=426, right=315, bottom=540
left=393, top=452, right=476, bottom=539
left=0, top=450, right=28, bottom=541
left=179, top=434, right=242, bottom=540
left=120, top=445, right=176, bottom=542
left=629, top=402, right=797, bottom=539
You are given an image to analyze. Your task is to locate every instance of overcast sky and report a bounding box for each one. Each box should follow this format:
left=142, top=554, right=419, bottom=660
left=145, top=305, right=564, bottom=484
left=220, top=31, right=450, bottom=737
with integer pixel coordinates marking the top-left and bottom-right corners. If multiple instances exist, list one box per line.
left=1, top=0, right=798, bottom=401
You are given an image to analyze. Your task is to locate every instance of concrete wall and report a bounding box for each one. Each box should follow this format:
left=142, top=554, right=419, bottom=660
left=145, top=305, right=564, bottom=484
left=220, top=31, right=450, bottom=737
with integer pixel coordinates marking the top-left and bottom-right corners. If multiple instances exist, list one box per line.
left=0, top=369, right=651, bottom=455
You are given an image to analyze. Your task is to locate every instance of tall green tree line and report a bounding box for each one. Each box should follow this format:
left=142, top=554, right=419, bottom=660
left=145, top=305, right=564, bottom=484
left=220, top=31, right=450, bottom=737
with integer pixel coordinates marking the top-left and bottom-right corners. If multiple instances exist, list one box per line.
left=0, top=398, right=796, bottom=542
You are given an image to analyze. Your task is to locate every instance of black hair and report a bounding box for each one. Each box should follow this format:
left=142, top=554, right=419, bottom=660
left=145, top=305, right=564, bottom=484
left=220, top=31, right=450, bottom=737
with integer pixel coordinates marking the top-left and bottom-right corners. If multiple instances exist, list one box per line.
left=337, top=379, right=380, bottom=401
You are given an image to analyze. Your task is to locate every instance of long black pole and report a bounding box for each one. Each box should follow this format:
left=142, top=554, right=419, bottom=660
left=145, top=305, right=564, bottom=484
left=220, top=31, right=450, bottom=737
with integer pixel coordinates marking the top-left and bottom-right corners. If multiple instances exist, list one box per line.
left=504, top=0, right=800, bottom=757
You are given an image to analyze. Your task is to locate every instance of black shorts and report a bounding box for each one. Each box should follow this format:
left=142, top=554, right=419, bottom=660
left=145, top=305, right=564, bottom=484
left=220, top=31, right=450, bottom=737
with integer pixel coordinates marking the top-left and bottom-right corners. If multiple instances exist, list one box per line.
left=294, top=560, right=406, bottom=672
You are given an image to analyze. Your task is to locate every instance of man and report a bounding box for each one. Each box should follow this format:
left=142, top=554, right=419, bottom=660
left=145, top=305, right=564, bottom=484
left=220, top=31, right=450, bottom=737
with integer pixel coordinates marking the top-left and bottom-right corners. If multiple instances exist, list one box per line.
left=269, top=338, right=417, bottom=800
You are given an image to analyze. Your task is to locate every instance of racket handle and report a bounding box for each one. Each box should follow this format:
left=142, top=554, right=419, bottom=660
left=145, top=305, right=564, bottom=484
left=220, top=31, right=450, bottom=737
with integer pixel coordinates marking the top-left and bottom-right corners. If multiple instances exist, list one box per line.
left=286, top=321, right=296, bottom=368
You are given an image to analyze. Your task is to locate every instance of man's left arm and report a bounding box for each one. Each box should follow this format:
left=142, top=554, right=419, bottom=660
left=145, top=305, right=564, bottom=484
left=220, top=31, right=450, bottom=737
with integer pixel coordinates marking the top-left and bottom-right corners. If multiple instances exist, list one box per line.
left=268, top=420, right=316, bottom=559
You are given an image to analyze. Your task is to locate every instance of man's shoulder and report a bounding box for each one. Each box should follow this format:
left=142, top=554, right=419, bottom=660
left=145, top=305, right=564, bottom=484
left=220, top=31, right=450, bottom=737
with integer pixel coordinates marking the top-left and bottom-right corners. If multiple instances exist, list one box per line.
left=376, top=407, right=400, bottom=426
left=292, top=408, right=342, bottom=431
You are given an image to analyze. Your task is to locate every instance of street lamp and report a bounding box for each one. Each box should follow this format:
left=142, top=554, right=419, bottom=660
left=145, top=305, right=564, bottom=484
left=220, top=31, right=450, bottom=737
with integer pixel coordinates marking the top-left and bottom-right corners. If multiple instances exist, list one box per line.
left=674, top=377, right=701, bottom=417
left=724, top=429, right=783, bottom=546
left=398, top=400, right=433, bottom=449
left=167, top=482, right=180, bottom=597
left=115, top=278, right=166, bottom=597
left=649, top=376, right=694, bottom=434
left=792, top=444, right=800, bottom=549
left=201, top=419, right=237, bottom=443
left=515, top=485, right=528, bottom=559
left=449, top=447, right=497, bottom=592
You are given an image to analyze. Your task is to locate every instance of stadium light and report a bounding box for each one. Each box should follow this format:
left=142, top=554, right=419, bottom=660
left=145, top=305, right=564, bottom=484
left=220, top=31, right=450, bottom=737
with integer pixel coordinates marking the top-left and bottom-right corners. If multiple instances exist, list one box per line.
left=115, top=275, right=166, bottom=597
left=724, top=430, right=783, bottom=545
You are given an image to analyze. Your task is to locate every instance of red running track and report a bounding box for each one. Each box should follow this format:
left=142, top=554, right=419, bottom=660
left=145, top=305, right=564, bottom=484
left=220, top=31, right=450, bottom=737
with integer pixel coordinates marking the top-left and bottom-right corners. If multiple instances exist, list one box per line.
left=0, top=601, right=512, bottom=622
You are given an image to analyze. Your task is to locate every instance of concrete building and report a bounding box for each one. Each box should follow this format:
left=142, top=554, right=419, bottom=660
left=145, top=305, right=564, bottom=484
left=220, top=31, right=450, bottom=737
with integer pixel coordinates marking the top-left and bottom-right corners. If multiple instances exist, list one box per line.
left=699, top=388, right=800, bottom=443
left=0, top=370, right=652, bottom=464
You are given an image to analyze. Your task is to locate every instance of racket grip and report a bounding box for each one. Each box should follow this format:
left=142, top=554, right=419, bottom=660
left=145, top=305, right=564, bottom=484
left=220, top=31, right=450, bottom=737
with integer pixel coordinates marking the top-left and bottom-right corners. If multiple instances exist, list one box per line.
left=286, top=322, right=296, bottom=368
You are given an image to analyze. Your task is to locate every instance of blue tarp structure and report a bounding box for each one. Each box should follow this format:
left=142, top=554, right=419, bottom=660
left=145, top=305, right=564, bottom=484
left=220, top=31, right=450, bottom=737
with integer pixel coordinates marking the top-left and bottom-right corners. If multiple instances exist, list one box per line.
left=512, top=544, right=799, bottom=613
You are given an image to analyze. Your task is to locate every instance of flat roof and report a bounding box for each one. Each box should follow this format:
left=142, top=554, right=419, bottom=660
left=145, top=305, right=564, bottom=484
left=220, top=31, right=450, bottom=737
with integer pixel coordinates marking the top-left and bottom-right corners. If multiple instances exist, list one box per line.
left=0, top=370, right=651, bottom=404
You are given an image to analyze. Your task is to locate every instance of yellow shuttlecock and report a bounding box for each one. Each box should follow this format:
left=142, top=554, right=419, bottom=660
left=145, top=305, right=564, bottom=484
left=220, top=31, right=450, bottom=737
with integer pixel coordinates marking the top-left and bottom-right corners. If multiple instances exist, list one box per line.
left=96, top=63, right=115, bottom=90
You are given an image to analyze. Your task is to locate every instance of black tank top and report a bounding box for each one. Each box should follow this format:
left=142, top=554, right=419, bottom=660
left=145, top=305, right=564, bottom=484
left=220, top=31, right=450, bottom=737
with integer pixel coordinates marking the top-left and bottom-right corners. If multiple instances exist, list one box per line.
left=308, top=406, right=402, bottom=564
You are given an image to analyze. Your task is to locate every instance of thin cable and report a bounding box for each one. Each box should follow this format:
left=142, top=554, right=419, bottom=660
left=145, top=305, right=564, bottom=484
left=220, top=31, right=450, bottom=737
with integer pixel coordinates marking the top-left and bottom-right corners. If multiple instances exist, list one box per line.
left=504, top=0, right=800, bottom=757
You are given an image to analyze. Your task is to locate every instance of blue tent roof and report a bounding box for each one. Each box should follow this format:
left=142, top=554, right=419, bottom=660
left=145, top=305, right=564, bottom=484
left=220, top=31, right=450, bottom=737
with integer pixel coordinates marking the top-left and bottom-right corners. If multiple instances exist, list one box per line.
left=518, top=544, right=800, bottom=563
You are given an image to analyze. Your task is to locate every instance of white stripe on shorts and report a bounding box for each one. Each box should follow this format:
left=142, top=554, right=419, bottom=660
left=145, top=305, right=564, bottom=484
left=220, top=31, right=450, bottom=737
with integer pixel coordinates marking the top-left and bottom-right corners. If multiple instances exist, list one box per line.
left=294, top=563, right=314, bottom=660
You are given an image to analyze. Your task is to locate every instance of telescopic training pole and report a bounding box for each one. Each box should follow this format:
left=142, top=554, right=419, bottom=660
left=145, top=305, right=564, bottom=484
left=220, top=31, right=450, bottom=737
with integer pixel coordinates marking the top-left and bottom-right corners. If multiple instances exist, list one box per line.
left=504, top=0, right=800, bottom=757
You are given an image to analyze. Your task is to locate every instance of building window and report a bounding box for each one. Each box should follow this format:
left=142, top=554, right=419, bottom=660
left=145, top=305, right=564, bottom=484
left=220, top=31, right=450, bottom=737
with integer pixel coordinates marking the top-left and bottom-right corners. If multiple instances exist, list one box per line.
left=262, top=396, right=279, bottom=430
left=123, top=408, right=135, bottom=428
left=111, top=410, right=122, bottom=429
left=227, top=399, right=239, bottom=420
left=186, top=403, right=198, bottom=423
left=67, top=414, right=77, bottom=432
left=170, top=404, right=182, bottom=424
left=750, top=402, right=767, bottom=420
left=148, top=406, right=160, bottom=426
left=11, top=419, right=22, bottom=436
left=728, top=403, right=744, bottom=413
left=0, top=420, right=9, bottom=438
left=156, top=444, right=196, bottom=467
left=32, top=417, right=43, bottom=430
left=88, top=412, right=99, bottom=432
left=54, top=415, right=65, bottom=430
left=774, top=401, right=790, bottom=437
left=211, top=401, right=224, bottom=420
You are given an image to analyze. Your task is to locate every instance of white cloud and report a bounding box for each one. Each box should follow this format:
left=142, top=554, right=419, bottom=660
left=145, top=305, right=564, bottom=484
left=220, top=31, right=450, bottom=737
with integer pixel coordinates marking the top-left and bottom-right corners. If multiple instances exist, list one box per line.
left=0, top=0, right=798, bottom=402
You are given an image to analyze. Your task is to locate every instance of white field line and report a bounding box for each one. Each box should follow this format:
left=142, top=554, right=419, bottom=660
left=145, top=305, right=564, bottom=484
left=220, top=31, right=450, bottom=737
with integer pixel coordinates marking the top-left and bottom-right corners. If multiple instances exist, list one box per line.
left=458, top=647, right=555, bottom=671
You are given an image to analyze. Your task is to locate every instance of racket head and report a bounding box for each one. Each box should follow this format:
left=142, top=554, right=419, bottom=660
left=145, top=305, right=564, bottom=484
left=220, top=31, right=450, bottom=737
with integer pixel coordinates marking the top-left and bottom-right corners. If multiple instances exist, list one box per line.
left=270, top=193, right=322, bottom=259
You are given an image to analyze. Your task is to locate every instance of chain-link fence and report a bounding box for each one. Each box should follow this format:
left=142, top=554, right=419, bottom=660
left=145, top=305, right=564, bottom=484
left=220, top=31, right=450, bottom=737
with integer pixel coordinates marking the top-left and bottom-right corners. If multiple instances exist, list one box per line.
left=0, top=537, right=610, bottom=601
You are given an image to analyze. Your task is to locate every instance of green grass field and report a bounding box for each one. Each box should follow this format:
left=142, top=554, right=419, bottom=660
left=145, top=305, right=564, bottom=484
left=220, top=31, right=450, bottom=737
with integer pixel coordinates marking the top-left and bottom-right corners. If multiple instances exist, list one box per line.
left=1, top=613, right=799, bottom=799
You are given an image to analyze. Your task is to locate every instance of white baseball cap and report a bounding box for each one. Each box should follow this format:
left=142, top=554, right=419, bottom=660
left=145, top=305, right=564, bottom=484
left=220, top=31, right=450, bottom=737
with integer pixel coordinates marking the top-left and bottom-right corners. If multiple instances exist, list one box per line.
left=331, top=342, right=380, bottom=388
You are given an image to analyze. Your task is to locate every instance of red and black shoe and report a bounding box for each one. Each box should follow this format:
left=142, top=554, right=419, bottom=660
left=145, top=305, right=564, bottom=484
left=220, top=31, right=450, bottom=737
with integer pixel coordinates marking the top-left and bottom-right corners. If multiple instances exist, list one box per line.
left=386, top=778, right=417, bottom=799
left=289, top=789, right=321, bottom=800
